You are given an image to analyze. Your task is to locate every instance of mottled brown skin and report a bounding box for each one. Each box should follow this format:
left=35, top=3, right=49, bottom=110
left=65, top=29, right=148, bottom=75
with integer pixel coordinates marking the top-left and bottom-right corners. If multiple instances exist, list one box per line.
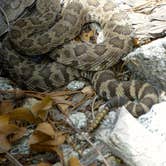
left=0, top=0, right=159, bottom=117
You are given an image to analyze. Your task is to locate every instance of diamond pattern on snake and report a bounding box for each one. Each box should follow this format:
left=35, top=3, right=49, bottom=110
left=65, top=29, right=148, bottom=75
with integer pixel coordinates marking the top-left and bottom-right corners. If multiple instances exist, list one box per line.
left=0, top=0, right=159, bottom=117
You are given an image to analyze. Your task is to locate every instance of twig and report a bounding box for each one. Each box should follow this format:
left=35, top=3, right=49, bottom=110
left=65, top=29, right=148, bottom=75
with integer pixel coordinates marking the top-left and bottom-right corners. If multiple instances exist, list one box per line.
left=64, top=114, right=110, bottom=166
left=0, top=89, right=80, bottom=100
left=5, top=152, right=23, bottom=166
left=70, top=94, right=93, bottom=111
left=0, top=147, right=23, bottom=166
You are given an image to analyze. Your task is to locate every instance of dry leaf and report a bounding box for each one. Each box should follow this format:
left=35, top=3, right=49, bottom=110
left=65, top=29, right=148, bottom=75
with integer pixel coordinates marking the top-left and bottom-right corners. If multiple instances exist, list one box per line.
left=0, top=115, right=26, bottom=153
left=29, top=122, right=65, bottom=159
left=9, top=107, right=36, bottom=123
left=37, top=162, right=52, bottom=166
left=81, top=86, right=95, bottom=96
left=0, top=101, right=14, bottom=115
left=68, top=156, right=82, bottom=166
left=54, top=96, right=73, bottom=115
left=34, top=122, right=55, bottom=139
left=9, top=127, right=26, bottom=143
left=31, top=96, right=53, bottom=121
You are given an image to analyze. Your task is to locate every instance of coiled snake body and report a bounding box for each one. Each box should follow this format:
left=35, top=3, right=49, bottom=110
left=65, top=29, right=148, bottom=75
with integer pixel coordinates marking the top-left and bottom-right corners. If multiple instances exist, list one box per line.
left=0, top=0, right=158, bottom=117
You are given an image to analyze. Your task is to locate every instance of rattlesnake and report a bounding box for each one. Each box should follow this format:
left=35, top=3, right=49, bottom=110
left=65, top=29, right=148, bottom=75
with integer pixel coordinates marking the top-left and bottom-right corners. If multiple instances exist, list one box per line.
left=0, top=0, right=158, bottom=117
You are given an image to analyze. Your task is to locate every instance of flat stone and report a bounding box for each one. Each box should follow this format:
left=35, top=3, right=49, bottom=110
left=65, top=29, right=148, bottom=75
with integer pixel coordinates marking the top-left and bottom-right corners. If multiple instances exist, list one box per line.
left=123, top=37, right=166, bottom=90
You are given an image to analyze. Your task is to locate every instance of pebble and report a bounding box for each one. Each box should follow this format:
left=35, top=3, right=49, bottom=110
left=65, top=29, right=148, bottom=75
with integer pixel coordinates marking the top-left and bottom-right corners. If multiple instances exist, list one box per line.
left=0, top=77, right=17, bottom=100
left=68, top=112, right=87, bottom=129
left=67, top=80, right=85, bottom=91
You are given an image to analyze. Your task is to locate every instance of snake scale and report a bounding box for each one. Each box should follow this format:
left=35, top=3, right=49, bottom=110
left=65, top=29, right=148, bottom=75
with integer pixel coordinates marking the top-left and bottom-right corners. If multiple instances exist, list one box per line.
left=0, top=0, right=158, bottom=117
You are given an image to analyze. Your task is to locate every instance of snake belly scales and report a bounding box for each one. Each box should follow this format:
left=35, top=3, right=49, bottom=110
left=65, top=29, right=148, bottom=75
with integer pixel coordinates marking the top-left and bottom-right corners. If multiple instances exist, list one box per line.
left=0, top=0, right=158, bottom=117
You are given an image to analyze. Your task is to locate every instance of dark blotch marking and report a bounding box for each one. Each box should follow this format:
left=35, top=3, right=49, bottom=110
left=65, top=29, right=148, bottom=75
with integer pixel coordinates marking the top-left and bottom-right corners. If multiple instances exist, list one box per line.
left=60, top=66, right=70, bottom=83
left=135, top=104, right=145, bottom=117
left=93, top=71, right=115, bottom=93
left=20, top=64, right=35, bottom=81
left=37, top=34, right=51, bottom=45
left=63, top=14, right=78, bottom=25
left=49, top=63, right=70, bottom=88
left=54, top=73, right=64, bottom=82
left=71, top=60, right=79, bottom=66
left=30, top=17, right=42, bottom=25
left=101, top=91, right=107, bottom=100
left=113, top=25, right=131, bottom=35
left=15, top=19, right=28, bottom=28
left=109, top=36, right=124, bottom=49
left=106, top=96, right=129, bottom=108
left=141, top=97, right=155, bottom=109
left=63, top=49, right=72, bottom=58
left=40, top=65, right=51, bottom=77
left=139, top=84, right=158, bottom=99
left=133, top=81, right=144, bottom=99
left=106, top=80, right=118, bottom=98
left=93, top=70, right=114, bottom=90
left=126, top=103, right=135, bottom=115
left=94, top=44, right=107, bottom=55
left=74, top=44, right=87, bottom=57
left=22, top=39, right=34, bottom=47
left=28, top=78, right=45, bottom=91
left=54, top=24, right=68, bottom=37
left=10, top=30, right=21, bottom=39
left=122, top=81, right=134, bottom=100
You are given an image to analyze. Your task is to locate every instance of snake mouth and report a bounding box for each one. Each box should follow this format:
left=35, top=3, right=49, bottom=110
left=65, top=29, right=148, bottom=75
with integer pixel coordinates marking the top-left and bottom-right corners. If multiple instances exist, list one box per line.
left=75, top=22, right=104, bottom=44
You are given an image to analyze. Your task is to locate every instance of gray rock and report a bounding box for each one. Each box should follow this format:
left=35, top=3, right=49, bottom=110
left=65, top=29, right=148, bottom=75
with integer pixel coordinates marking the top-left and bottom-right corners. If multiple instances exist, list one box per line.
left=0, top=77, right=14, bottom=90
left=68, top=112, right=87, bottom=129
left=97, top=107, right=166, bottom=166
left=0, top=77, right=18, bottom=100
left=23, top=98, right=39, bottom=110
left=123, top=37, right=166, bottom=90
left=117, top=0, right=166, bottom=43
left=10, top=128, right=34, bottom=155
left=67, top=80, right=85, bottom=91
left=139, top=102, right=166, bottom=143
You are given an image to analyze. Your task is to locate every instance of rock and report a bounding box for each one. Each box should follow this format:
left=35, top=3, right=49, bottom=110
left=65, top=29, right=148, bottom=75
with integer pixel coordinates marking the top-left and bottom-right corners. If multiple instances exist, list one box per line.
left=97, top=107, right=166, bottom=166
left=0, top=77, right=14, bottom=90
left=80, top=141, right=126, bottom=166
left=61, top=144, right=79, bottom=166
left=68, top=112, right=87, bottom=129
left=123, top=37, right=166, bottom=90
left=67, top=80, right=85, bottom=91
left=10, top=128, right=33, bottom=155
left=139, top=102, right=166, bottom=142
left=121, top=0, right=166, bottom=43
left=0, top=77, right=19, bottom=100
left=80, top=102, right=166, bottom=165
left=23, top=98, right=39, bottom=110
